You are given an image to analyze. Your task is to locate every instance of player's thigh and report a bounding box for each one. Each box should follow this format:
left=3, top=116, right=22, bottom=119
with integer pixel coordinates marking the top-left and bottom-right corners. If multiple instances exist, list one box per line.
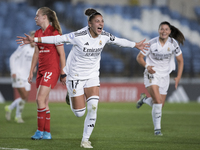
left=36, top=85, right=51, bottom=102
left=67, top=80, right=86, bottom=109
left=147, top=85, right=162, bottom=103
left=84, top=76, right=100, bottom=99
left=84, top=86, right=99, bottom=100
left=16, top=88, right=29, bottom=100
left=71, top=95, right=85, bottom=109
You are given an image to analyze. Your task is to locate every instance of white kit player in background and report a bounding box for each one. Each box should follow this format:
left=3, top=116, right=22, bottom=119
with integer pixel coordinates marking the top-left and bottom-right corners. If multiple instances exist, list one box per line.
left=17, top=8, right=149, bottom=148
left=5, top=31, right=36, bottom=123
left=136, top=21, right=184, bottom=136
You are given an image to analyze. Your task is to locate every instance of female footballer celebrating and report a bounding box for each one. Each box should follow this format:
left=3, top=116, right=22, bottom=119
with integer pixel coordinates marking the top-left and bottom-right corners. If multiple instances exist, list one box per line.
left=136, top=21, right=184, bottom=136
left=17, top=8, right=148, bottom=148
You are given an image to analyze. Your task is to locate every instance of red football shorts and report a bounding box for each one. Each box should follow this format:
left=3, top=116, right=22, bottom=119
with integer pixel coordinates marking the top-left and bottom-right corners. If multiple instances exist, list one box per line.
left=36, top=71, right=60, bottom=89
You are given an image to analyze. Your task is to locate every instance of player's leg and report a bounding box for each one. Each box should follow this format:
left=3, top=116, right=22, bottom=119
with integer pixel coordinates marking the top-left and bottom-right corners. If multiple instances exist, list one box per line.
left=136, top=73, right=154, bottom=109
left=15, top=86, right=29, bottom=123
left=147, top=85, right=163, bottom=136
left=32, top=85, right=51, bottom=140
left=5, top=80, right=27, bottom=121
left=5, top=97, right=21, bottom=121
left=67, top=80, right=86, bottom=117
left=43, top=93, right=52, bottom=139
left=80, top=86, right=99, bottom=148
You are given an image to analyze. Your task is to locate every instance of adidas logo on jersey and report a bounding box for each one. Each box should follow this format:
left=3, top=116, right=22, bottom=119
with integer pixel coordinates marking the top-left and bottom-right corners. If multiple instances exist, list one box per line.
left=84, top=42, right=89, bottom=45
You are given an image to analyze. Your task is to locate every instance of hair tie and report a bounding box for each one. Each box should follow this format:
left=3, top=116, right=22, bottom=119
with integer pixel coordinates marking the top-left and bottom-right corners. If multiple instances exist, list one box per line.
left=88, top=12, right=97, bottom=20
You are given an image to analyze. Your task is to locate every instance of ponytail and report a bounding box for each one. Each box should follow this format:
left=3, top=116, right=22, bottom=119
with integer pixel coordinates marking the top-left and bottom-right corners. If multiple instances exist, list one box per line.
left=39, top=7, right=62, bottom=35
left=159, top=21, right=185, bottom=45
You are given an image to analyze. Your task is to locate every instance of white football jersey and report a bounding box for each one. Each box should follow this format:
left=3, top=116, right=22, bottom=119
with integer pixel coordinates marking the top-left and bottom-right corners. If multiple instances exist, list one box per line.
left=41, top=26, right=136, bottom=80
left=10, top=44, right=35, bottom=81
left=141, top=37, right=182, bottom=77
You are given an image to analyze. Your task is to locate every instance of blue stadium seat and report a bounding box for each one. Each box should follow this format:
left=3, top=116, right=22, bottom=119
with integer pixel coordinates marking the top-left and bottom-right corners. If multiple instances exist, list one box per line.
left=53, top=1, right=66, bottom=14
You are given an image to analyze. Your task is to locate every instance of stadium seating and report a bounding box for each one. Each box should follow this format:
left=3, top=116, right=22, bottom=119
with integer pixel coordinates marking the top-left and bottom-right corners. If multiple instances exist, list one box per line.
left=1, top=1, right=200, bottom=76
left=0, top=1, right=73, bottom=75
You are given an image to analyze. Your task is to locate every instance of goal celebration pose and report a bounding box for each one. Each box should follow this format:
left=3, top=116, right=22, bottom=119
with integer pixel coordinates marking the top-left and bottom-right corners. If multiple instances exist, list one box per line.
left=17, top=8, right=149, bottom=148
left=136, top=21, right=184, bottom=136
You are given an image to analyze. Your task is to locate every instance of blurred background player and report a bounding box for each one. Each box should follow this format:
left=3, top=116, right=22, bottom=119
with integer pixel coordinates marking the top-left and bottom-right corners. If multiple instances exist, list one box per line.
left=5, top=31, right=35, bottom=123
left=27, top=7, right=66, bottom=140
left=17, top=8, right=149, bottom=148
left=136, top=21, right=184, bottom=136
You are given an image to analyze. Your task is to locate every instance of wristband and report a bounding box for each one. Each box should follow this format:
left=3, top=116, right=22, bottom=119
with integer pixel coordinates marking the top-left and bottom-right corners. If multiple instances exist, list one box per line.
left=34, top=37, right=38, bottom=43
left=60, top=74, right=67, bottom=78
left=145, top=64, right=149, bottom=69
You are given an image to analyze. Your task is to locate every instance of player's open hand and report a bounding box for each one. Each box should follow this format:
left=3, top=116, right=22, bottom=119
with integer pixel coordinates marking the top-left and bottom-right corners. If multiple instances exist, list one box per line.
left=60, top=76, right=66, bottom=86
left=135, top=39, right=149, bottom=53
left=16, top=33, right=34, bottom=46
left=147, top=66, right=155, bottom=74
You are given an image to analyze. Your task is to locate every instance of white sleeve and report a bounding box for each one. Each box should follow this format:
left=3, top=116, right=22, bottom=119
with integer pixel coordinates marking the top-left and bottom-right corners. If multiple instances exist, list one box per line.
left=39, top=34, right=69, bottom=45
left=106, top=33, right=136, bottom=48
left=174, top=45, right=182, bottom=56
left=39, top=32, right=76, bottom=45
left=9, top=46, right=23, bottom=75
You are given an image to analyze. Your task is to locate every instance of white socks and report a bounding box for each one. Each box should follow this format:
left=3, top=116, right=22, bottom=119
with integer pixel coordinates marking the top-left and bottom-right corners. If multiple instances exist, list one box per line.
left=82, top=96, right=99, bottom=142
left=8, top=97, right=25, bottom=118
left=9, top=97, right=21, bottom=110
left=16, top=99, right=25, bottom=118
left=143, top=97, right=153, bottom=107
left=152, top=104, right=162, bottom=131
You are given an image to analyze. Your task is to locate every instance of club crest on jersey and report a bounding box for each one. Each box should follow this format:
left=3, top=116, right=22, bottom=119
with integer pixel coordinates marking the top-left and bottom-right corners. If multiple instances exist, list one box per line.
left=73, top=89, right=76, bottom=95
left=69, top=33, right=74, bottom=39
left=167, top=47, right=170, bottom=51
left=99, top=40, right=102, bottom=45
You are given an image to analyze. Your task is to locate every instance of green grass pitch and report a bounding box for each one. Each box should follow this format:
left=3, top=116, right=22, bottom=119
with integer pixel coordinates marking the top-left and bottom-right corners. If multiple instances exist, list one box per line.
left=0, top=102, right=199, bottom=150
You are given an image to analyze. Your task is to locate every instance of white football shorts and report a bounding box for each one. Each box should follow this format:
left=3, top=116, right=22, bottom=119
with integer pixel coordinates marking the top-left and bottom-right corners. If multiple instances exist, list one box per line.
left=66, top=76, right=100, bottom=97
left=144, top=73, right=169, bottom=95
left=12, top=78, right=31, bottom=91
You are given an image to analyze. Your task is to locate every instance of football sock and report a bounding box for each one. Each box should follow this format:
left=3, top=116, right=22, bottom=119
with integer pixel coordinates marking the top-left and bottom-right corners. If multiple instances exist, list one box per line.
left=9, top=97, right=21, bottom=110
left=143, top=97, right=153, bottom=107
left=152, top=104, right=162, bottom=130
left=82, top=96, right=99, bottom=142
left=44, top=110, right=50, bottom=132
left=37, top=107, right=46, bottom=132
left=16, top=99, right=25, bottom=118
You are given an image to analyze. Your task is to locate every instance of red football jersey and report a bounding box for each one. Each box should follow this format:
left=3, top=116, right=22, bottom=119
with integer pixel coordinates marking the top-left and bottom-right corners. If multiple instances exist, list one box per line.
left=35, top=25, right=62, bottom=73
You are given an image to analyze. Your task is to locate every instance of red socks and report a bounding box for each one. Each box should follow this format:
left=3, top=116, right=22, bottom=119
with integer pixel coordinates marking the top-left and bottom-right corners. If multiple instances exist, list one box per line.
left=37, top=108, right=46, bottom=132
left=37, top=108, right=51, bottom=132
left=44, top=110, right=50, bottom=133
